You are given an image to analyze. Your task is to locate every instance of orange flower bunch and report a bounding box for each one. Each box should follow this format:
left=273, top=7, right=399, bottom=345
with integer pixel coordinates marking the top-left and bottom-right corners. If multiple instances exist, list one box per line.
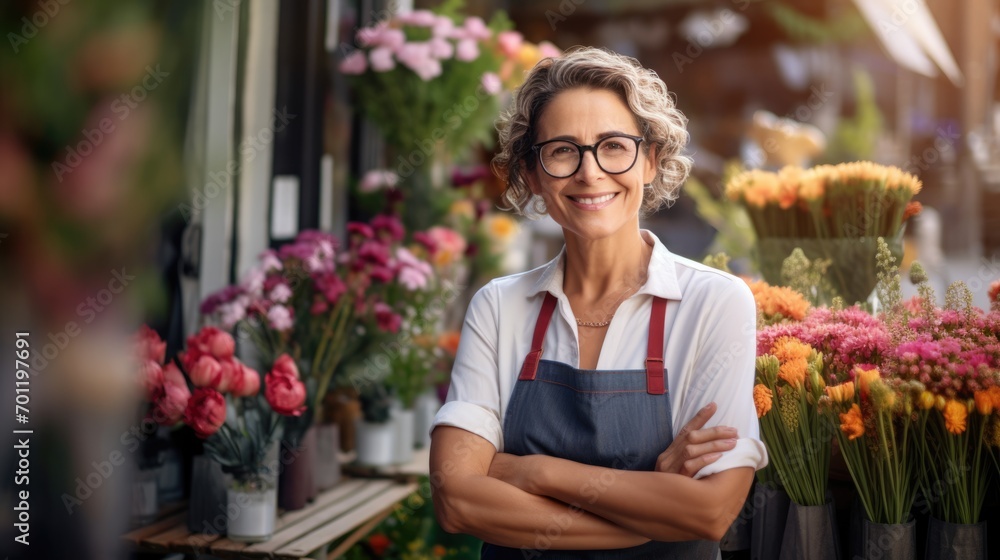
left=820, top=365, right=918, bottom=524
left=725, top=161, right=921, bottom=241
left=747, top=280, right=811, bottom=325
left=754, top=340, right=830, bottom=505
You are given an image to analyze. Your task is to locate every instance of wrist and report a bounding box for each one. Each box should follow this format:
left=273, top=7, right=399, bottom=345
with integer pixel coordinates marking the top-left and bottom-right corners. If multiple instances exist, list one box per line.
left=528, top=454, right=553, bottom=495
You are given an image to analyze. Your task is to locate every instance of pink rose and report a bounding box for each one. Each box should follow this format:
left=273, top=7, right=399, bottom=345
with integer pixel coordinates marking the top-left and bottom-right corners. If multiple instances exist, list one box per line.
left=139, top=360, right=164, bottom=401
left=230, top=364, right=261, bottom=397
left=497, top=31, right=523, bottom=57
left=265, top=372, right=307, bottom=416
left=184, top=388, right=227, bottom=438
left=270, top=354, right=300, bottom=380
left=369, top=46, right=396, bottom=72
left=190, top=355, right=222, bottom=388
left=455, top=39, right=479, bottom=62
left=136, top=325, right=167, bottom=364
left=339, top=50, right=368, bottom=74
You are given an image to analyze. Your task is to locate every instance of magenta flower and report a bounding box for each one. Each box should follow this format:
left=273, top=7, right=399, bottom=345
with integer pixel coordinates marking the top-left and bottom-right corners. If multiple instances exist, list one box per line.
left=371, top=214, right=405, bottom=241
left=374, top=302, right=402, bottom=333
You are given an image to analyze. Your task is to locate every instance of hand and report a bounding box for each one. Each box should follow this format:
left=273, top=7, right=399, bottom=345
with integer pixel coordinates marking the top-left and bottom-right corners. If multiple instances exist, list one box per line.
left=488, top=452, right=540, bottom=494
left=655, top=402, right=738, bottom=477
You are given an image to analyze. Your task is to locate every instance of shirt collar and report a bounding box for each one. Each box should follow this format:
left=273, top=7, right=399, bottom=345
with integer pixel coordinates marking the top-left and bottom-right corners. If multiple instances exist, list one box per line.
left=528, top=229, right=683, bottom=301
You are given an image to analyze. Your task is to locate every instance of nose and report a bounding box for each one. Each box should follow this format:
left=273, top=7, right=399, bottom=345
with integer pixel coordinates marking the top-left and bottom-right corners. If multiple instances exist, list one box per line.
left=574, top=148, right=603, bottom=182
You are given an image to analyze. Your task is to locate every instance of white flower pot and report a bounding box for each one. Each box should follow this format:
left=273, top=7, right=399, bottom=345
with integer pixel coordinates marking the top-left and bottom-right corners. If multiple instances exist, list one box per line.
left=355, top=419, right=395, bottom=467
left=392, top=408, right=415, bottom=464
left=226, top=485, right=276, bottom=543
left=414, top=390, right=441, bottom=449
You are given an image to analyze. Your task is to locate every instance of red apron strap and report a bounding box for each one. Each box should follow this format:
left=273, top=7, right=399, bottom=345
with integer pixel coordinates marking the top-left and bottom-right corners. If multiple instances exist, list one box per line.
left=645, top=296, right=668, bottom=395
left=519, top=292, right=559, bottom=381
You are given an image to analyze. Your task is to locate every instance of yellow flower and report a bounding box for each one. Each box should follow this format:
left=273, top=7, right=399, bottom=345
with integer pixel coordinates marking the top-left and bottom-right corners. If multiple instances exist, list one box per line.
left=825, top=381, right=855, bottom=403
left=934, top=395, right=947, bottom=411
left=483, top=214, right=518, bottom=244
left=839, top=404, right=865, bottom=440
left=918, top=391, right=935, bottom=410
left=449, top=199, right=476, bottom=221
left=944, top=399, right=968, bottom=434
left=754, top=383, right=773, bottom=418
left=854, top=366, right=881, bottom=396
left=516, top=43, right=542, bottom=68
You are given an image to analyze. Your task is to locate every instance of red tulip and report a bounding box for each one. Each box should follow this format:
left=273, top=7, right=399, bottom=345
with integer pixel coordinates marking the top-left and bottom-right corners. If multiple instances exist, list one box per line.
left=136, top=325, right=167, bottom=364
left=190, top=355, right=221, bottom=387
left=231, top=364, right=261, bottom=397
left=184, top=388, right=227, bottom=438
left=265, top=372, right=306, bottom=416
left=270, top=354, right=300, bottom=380
left=139, top=360, right=163, bottom=401
left=213, top=358, right=238, bottom=393
left=154, top=364, right=191, bottom=425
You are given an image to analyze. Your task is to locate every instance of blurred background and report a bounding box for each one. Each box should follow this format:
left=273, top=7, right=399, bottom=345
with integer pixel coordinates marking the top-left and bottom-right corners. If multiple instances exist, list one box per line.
left=0, top=0, right=998, bottom=559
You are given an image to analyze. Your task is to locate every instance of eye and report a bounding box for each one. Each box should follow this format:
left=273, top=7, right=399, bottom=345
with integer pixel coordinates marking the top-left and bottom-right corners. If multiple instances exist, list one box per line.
left=601, top=141, right=626, bottom=151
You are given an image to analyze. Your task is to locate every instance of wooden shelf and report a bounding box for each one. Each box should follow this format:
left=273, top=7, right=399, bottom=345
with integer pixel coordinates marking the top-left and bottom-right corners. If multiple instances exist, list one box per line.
left=123, top=477, right=419, bottom=559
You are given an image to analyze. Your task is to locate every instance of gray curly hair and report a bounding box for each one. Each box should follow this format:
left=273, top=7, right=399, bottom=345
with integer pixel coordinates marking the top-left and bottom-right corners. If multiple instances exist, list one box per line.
left=493, top=46, right=692, bottom=217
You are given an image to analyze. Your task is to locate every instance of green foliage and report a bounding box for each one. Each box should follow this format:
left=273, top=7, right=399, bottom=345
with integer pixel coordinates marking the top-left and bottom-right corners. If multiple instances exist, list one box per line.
left=824, top=69, right=884, bottom=163
left=766, top=2, right=868, bottom=44
left=684, top=171, right=757, bottom=269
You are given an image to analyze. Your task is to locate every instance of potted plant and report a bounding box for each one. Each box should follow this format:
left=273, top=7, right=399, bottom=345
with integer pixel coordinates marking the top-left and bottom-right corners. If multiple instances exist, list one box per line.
left=178, top=328, right=302, bottom=543
left=355, top=382, right=396, bottom=467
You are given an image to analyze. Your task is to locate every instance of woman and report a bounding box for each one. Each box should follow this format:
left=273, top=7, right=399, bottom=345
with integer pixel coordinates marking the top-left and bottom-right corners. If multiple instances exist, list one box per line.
left=430, top=47, right=767, bottom=558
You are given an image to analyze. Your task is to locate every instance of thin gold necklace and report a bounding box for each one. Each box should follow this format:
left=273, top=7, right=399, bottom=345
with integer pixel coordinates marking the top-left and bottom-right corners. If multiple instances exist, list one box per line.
left=574, top=277, right=645, bottom=328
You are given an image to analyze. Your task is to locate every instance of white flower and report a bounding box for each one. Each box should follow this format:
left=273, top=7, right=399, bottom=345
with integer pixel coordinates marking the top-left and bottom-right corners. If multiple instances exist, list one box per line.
left=267, top=305, right=294, bottom=331
left=259, top=250, right=283, bottom=272
left=360, top=170, right=399, bottom=193
left=242, top=267, right=266, bottom=295
left=481, top=72, right=502, bottom=95
left=269, top=283, right=292, bottom=304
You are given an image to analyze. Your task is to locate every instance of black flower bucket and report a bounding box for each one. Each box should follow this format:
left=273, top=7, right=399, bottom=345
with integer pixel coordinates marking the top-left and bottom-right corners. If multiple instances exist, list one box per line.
left=925, top=517, right=987, bottom=560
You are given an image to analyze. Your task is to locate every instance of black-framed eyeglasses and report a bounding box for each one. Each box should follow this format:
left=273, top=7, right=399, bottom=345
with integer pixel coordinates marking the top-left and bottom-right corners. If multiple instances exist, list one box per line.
left=531, top=134, right=644, bottom=178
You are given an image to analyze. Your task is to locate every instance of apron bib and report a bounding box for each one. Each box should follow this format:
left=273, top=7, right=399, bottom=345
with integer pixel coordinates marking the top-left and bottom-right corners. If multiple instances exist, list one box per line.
left=481, top=293, right=719, bottom=559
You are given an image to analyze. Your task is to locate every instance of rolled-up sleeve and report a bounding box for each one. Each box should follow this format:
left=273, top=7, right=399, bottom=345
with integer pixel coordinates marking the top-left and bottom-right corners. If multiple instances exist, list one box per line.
left=682, top=279, right=768, bottom=479
left=431, top=282, right=504, bottom=451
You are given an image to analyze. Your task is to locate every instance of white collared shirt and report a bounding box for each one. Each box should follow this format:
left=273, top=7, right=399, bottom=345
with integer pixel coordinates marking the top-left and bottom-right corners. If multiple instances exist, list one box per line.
left=432, top=230, right=768, bottom=478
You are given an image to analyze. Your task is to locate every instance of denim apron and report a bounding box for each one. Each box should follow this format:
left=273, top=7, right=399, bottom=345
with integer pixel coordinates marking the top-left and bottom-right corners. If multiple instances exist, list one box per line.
left=481, top=292, right=719, bottom=559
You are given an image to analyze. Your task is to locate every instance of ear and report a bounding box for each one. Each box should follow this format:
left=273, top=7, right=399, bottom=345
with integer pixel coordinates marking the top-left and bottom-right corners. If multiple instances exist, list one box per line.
left=642, top=144, right=658, bottom=185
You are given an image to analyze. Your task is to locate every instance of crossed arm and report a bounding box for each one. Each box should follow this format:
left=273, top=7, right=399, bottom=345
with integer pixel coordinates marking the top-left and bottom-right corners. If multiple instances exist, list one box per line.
left=430, top=404, right=754, bottom=549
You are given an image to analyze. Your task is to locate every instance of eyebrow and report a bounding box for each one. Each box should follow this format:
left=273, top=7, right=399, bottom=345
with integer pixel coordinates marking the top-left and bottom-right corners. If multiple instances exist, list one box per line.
left=537, top=130, right=638, bottom=144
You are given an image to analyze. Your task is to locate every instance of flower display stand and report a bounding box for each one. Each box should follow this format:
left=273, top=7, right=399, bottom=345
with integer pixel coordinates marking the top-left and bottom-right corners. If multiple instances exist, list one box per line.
left=121, top=477, right=417, bottom=559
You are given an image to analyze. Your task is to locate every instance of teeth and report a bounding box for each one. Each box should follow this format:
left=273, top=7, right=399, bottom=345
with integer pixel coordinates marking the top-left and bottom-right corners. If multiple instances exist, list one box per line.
left=573, top=193, right=616, bottom=205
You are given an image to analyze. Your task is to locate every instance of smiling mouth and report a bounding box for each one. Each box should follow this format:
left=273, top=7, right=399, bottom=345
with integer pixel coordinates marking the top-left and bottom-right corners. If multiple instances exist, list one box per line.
left=568, top=193, right=618, bottom=205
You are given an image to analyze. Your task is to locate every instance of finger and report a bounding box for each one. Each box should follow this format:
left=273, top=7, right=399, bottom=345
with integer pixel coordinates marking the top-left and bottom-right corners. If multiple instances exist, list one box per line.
left=682, top=452, right=724, bottom=477
left=686, top=425, right=739, bottom=444
left=679, top=403, right=717, bottom=436
left=684, top=439, right=738, bottom=460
